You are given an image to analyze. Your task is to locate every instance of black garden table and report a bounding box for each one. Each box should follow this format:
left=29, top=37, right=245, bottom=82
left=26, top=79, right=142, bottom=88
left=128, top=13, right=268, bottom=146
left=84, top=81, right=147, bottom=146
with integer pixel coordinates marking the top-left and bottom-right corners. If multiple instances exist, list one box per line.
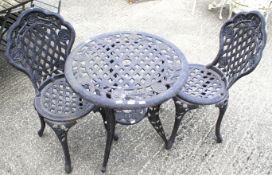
left=65, top=31, right=189, bottom=171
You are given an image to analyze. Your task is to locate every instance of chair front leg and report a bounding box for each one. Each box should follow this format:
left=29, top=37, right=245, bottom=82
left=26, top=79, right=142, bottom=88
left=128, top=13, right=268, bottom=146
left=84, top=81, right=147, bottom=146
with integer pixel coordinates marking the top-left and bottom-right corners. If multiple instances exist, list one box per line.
left=45, top=119, right=76, bottom=174
left=38, top=114, right=46, bottom=137
left=215, top=99, right=228, bottom=143
left=147, top=105, right=167, bottom=144
left=101, top=108, right=116, bottom=173
left=166, top=97, right=197, bottom=150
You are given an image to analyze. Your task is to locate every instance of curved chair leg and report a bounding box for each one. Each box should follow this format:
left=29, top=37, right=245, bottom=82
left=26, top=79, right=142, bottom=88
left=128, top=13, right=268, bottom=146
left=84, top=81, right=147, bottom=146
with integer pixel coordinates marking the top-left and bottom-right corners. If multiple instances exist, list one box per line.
left=166, top=98, right=197, bottom=150
left=215, top=100, right=228, bottom=143
left=45, top=119, right=76, bottom=174
left=38, top=114, right=46, bottom=137
left=147, top=105, right=167, bottom=144
left=99, top=108, right=118, bottom=141
left=101, top=108, right=116, bottom=173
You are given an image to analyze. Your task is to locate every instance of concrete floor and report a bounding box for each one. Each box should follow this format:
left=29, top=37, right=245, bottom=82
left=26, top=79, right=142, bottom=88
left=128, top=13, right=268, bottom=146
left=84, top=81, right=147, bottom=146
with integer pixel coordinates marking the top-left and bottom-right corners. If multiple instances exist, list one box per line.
left=1, top=0, right=272, bottom=174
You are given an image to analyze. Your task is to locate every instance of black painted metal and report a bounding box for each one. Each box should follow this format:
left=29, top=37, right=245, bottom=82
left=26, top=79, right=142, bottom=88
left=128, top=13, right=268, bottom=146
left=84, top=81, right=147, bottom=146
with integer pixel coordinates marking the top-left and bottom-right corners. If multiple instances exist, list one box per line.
left=65, top=31, right=189, bottom=172
left=146, top=105, right=167, bottom=143
left=35, top=74, right=93, bottom=121
left=168, top=11, right=267, bottom=149
left=179, top=64, right=228, bottom=105
left=65, top=31, right=189, bottom=109
left=5, top=8, right=94, bottom=173
left=100, top=108, right=116, bottom=173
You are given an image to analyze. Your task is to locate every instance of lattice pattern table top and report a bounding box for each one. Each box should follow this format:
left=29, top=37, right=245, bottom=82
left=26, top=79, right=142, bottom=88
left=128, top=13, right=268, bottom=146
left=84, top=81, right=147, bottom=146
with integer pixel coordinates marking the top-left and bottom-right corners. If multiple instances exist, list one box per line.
left=65, top=32, right=189, bottom=109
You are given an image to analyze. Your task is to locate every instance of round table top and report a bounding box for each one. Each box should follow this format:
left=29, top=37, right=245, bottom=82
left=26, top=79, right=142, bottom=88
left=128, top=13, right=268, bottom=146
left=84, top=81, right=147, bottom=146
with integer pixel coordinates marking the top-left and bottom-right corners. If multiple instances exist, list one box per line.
left=65, top=31, right=188, bottom=109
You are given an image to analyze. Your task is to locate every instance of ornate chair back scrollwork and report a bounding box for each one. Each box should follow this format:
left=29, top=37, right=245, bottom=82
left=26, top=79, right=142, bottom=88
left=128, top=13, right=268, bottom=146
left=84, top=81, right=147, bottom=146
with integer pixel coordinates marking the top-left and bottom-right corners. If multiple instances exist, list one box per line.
left=166, top=11, right=267, bottom=150
left=5, top=8, right=94, bottom=174
left=209, top=12, right=267, bottom=88
left=6, top=8, right=75, bottom=93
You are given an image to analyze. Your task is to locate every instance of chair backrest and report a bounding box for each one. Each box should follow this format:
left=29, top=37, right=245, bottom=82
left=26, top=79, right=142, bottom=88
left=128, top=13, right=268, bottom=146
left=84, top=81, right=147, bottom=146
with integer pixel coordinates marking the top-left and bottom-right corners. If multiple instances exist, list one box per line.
left=5, top=8, right=75, bottom=94
left=209, top=11, right=267, bottom=89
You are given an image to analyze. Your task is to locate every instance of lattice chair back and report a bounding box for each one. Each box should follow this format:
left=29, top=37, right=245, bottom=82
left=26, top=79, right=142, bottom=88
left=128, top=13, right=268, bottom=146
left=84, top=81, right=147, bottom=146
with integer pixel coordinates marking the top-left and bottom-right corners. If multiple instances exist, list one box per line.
left=5, top=8, right=75, bottom=94
left=209, top=11, right=267, bottom=89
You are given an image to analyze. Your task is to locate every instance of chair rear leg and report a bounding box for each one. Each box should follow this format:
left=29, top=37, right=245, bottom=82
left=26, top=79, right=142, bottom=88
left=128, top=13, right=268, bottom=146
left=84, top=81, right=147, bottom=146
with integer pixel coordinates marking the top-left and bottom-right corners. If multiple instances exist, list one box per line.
left=215, top=100, right=228, bottom=143
left=46, top=120, right=76, bottom=174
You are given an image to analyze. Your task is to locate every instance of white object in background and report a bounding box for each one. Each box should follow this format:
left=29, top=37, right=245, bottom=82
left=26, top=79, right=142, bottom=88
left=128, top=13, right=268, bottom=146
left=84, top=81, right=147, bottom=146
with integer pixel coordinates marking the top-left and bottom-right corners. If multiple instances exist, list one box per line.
left=231, top=0, right=272, bottom=20
left=208, top=0, right=230, bottom=19
left=209, top=0, right=272, bottom=20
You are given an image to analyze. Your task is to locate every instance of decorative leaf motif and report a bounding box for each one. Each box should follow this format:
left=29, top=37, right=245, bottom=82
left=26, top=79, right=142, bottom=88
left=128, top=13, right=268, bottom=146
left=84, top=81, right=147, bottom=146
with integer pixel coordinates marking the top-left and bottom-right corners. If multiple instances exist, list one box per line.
left=58, top=29, right=71, bottom=42
left=11, top=48, right=24, bottom=62
left=27, top=15, right=38, bottom=25
left=223, top=26, right=234, bottom=38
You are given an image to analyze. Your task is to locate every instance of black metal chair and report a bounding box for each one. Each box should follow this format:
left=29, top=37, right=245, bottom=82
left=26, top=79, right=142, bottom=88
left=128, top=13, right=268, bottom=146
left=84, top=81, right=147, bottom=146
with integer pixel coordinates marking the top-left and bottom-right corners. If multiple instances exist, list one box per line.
left=5, top=8, right=94, bottom=173
left=166, top=11, right=267, bottom=149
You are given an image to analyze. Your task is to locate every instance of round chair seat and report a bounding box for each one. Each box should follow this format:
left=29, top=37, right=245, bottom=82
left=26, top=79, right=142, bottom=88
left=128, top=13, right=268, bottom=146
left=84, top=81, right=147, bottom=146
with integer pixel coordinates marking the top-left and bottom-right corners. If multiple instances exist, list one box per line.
left=178, top=64, right=228, bottom=105
left=35, top=76, right=94, bottom=122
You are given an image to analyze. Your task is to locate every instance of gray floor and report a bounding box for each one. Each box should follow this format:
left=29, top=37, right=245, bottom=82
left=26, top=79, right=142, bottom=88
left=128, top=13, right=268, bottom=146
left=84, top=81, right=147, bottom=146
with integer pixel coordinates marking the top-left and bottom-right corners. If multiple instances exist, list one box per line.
left=1, top=0, right=272, bottom=174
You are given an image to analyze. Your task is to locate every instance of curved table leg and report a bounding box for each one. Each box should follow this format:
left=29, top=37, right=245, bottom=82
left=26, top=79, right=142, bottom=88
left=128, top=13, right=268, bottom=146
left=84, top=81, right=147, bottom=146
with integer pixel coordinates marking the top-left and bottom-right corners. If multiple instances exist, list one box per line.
left=147, top=105, right=167, bottom=144
left=99, top=108, right=118, bottom=141
left=101, top=108, right=116, bottom=173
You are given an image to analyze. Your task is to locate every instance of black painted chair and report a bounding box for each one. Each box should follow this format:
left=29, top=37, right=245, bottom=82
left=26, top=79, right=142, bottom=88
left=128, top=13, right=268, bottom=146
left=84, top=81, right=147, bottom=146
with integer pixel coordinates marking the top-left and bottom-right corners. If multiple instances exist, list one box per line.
left=5, top=8, right=94, bottom=173
left=166, top=11, right=267, bottom=149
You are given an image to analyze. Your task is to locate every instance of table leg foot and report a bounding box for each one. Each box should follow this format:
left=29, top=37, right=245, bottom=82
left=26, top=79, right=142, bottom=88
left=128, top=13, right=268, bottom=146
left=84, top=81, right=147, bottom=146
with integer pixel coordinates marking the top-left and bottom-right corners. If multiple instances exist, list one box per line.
left=165, top=141, right=174, bottom=150
left=65, top=164, right=72, bottom=174
left=101, top=166, right=107, bottom=173
left=114, top=133, right=119, bottom=141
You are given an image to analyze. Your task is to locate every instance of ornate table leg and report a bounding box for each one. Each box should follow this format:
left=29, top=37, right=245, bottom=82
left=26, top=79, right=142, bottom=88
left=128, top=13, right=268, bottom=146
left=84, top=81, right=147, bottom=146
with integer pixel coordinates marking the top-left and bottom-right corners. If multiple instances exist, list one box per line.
left=101, top=108, right=116, bottom=172
left=99, top=108, right=119, bottom=141
left=45, top=119, right=77, bottom=174
left=147, top=105, right=167, bottom=144
left=166, top=97, right=198, bottom=150
left=215, top=99, right=228, bottom=143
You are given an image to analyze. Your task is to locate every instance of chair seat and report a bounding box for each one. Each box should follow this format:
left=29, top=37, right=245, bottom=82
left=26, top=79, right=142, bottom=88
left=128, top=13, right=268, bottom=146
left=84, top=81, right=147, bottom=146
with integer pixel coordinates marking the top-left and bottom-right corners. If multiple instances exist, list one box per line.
left=35, top=76, right=94, bottom=122
left=178, top=64, right=228, bottom=105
